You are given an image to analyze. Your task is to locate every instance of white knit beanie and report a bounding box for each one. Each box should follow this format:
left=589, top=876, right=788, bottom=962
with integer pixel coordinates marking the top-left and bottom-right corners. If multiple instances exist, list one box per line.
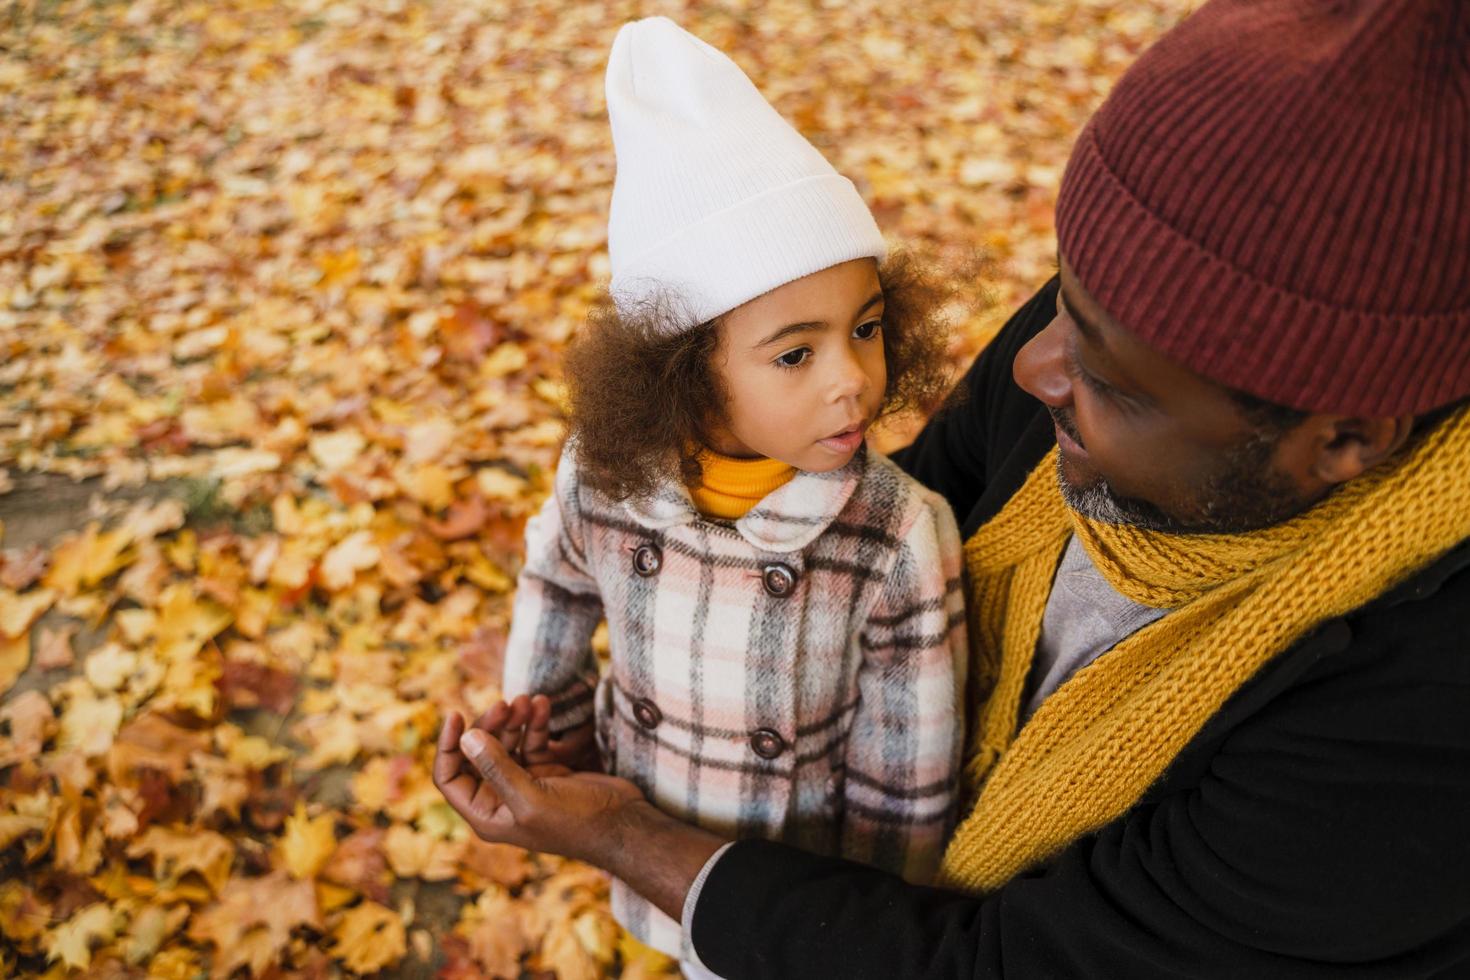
left=605, top=17, right=887, bottom=327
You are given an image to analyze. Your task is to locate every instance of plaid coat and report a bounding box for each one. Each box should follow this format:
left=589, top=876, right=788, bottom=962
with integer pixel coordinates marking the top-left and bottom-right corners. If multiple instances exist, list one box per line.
left=502, top=444, right=968, bottom=957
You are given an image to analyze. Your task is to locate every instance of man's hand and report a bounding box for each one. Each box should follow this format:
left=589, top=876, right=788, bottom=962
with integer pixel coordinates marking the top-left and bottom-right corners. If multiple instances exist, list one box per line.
left=434, top=707, right=728, bottom=920
left=434, top=707, right=643, bottom=866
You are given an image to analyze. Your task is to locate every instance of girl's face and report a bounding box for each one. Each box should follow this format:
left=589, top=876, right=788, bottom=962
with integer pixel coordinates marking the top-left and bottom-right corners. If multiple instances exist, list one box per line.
left=704, top=258, right=887, bottom=472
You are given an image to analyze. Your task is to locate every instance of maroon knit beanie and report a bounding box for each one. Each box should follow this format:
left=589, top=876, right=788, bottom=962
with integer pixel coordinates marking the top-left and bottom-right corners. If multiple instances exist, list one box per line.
left=1055, top=0, right=1470, bottom=416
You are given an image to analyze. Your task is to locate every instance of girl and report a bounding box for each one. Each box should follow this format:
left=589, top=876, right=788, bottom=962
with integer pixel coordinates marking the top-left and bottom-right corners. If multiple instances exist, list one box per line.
left=452, top=16, right=968, bottom=966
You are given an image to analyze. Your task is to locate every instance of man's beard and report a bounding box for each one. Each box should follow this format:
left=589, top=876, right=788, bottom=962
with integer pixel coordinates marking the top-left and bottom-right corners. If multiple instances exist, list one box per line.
left=1051, top=409, right=1307, bottom=534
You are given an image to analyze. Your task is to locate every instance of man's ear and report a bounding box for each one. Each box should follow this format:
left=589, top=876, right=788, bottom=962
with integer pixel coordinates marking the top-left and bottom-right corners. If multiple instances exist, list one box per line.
left=1303, top=415, right=1416, bottom=485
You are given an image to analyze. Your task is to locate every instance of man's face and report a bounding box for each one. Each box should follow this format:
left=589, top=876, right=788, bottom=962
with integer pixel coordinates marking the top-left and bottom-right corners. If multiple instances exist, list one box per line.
left=1012, top=256, right=1310, bottom=534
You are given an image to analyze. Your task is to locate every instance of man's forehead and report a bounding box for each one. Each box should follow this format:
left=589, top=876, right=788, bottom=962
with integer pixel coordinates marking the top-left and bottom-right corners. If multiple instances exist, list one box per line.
left=1057, top=255, right=1241, bottom=410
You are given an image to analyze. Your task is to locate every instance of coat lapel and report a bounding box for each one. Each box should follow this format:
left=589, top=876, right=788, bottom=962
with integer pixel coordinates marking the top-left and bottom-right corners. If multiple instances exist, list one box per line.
left=622, top=448, right=868, bottom=553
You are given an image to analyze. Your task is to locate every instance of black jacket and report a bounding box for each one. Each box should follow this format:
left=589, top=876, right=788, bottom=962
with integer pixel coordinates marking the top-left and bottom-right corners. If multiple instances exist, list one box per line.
left=690, top=279, right=1470, bottom=978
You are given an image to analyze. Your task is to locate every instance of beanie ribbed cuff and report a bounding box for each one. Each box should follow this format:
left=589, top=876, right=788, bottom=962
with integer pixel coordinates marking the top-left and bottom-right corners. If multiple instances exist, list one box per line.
left=1058, top=126, right=1470, bottom=416
left=610, top=174, right=886, bottom=326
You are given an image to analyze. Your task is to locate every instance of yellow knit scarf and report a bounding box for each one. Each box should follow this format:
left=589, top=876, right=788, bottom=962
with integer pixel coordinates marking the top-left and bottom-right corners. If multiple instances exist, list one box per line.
left=940, top=406, right=1470, bottom=893
left=688, top=450, right=796, bottom=520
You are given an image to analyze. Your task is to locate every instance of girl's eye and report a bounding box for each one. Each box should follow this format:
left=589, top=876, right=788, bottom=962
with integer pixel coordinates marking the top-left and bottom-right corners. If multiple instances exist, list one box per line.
left=853, top=319, right=882, bottom=340
left=775, top=347, right=811, bottom=369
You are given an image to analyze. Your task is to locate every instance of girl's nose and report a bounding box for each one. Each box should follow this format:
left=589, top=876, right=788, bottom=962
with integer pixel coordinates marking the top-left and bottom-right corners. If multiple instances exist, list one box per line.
left=1012, top=316, right=1073, bottom=409
left=828, top=345, right=871, bottom=402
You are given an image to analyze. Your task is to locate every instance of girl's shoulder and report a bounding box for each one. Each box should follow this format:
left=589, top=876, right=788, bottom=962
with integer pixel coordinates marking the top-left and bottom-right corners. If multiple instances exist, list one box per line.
left=844, top=449, right=962, bottom=546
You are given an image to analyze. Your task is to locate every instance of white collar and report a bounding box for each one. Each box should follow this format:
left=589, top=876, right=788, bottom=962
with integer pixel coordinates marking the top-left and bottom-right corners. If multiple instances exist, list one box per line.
left=622, top=448, right=868, bottom=553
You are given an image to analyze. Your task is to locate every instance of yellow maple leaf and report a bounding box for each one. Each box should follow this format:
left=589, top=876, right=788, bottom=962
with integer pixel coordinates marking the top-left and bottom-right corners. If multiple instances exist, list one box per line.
left=398, top=462, right=460, bottom=510
left=153, top=583, right=233, bottom=663
left=0, top=586, right=55, bottom=638
left=618, top=930, right=681, bottom=979
left=43, top=524, right=132, bottom=596
left=122, top=903, right=189, bottom=965
left=0, top=632, right=29, bottom=697
left=280, top=801, right=338, bottom=880
left=309, top=429, right=366, bottom=472
left=319, top=529, right=380, bottom=591
left=329, top=901, right=407, bottom=974
left=43, top=903, right=117, bottom=971
left=295, top=712, right=361, bottom=770
left=57, top=689, right=124, bottom=757
left=143, top=945, right=200, bottom=980
left=537, top=916, right=601, bottom=980
left=383, top=823, right=464, bottom=881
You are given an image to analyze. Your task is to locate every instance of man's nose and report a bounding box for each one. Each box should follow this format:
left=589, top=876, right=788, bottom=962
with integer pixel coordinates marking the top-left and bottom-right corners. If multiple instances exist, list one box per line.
left=1013, top=316, right=1072, bottom=409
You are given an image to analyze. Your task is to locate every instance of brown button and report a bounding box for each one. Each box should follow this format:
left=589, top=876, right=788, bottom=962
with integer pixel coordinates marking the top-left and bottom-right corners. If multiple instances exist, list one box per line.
left=749, top=728, right=786, bottom=760
left=632, top=543, right=662, bottom=577
left=632, top=697, right=662, bottom=730
left=761, top=563, right=797, bottom=597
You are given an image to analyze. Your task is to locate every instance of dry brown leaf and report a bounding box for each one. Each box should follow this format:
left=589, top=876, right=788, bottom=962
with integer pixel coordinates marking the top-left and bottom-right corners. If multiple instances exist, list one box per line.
left=107, top=711, right=210, bottom=785
left=33, top=622, right=76, bottom=670
left=321, top=826, right=392, bottom=902
left=456, top=887, right=533, bottom=979
left=127, top=825, right=236, bottom=894
left=0, top=688, right=55, bottom=762
left=383, top=823, right=465, bottom=881
left=187, top=870, right=321, bottom=979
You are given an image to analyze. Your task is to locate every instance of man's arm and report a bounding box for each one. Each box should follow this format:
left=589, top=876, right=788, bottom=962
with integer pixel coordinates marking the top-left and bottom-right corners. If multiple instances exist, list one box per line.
left=688, top=594, right=1470, bottom=978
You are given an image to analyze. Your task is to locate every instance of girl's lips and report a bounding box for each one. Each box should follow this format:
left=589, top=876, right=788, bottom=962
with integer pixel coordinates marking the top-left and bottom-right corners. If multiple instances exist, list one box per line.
left=820, top=425, right=866, bottom=454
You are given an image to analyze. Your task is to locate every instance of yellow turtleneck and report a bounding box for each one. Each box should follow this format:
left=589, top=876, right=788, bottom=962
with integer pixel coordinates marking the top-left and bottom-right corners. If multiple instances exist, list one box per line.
left=688, top=449, right=796, bottom=520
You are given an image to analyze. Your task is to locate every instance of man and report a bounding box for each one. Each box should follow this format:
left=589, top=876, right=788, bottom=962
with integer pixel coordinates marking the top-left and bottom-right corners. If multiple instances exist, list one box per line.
left=436, top=0, right=1470, bottom=974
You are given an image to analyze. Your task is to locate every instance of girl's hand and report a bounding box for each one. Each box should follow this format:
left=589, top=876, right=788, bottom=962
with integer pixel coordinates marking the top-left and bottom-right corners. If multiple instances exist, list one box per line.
left=471, top=693, right=601, bottom=772
left=434, top=709, right=646, bottom=867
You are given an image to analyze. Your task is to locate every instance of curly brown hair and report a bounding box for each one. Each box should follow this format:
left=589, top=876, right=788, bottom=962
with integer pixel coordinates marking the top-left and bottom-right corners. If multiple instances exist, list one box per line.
left=563, top=251, right=958, bottom=501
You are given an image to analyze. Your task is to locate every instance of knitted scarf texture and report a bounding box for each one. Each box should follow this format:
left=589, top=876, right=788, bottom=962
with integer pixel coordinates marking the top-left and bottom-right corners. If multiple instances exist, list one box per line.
left=939, top=407, right=1470, bottom=892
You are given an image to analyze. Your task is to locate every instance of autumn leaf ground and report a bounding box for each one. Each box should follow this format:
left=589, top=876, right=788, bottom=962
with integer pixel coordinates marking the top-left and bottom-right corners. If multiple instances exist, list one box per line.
left=1, top=0, right=1195, bottom=976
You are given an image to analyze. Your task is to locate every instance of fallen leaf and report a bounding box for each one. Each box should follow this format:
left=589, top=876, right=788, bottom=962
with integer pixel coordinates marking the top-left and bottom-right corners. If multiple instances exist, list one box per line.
left=0, top=632, right=31, bottom=698
left=426, top=494, right=489, bottom=540
left=187, top=870, right=321, bottom=978
left=319, top=530, right=379, bottom=590
left=279, top=801, right=338, bottom=880
left=322, top=826, right=391, bottom=902
left=33, top=622, right=77, bottom=670
left=0, top=689, right=56, bottom=763
left=127, top=825, right=237, bottom=894
left=0, top=586, right=55, bottom=637
left=43, top=903, right=117, bottom=971
left=383, top=823, right=464, bottom=881
left=329, top=900, right=407, bottom=974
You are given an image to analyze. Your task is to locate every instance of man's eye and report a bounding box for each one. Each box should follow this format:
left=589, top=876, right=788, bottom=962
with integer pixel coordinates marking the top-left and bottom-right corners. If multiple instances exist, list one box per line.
left=853, top=320, right=882, bottom=340
left=776, top=348, right=810, bottom=368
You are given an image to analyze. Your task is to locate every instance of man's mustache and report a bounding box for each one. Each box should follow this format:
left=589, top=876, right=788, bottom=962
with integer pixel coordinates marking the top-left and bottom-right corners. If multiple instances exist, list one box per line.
left=1048, top=407, right=1086, bottom=451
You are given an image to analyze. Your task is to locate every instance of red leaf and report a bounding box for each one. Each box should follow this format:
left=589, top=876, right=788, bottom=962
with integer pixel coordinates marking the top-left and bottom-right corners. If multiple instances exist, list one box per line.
left=439, top=302, right=506, bottom=362
left=218, top=659, right=298, bottom=715
left=426, top=494, right=489, bottom=541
